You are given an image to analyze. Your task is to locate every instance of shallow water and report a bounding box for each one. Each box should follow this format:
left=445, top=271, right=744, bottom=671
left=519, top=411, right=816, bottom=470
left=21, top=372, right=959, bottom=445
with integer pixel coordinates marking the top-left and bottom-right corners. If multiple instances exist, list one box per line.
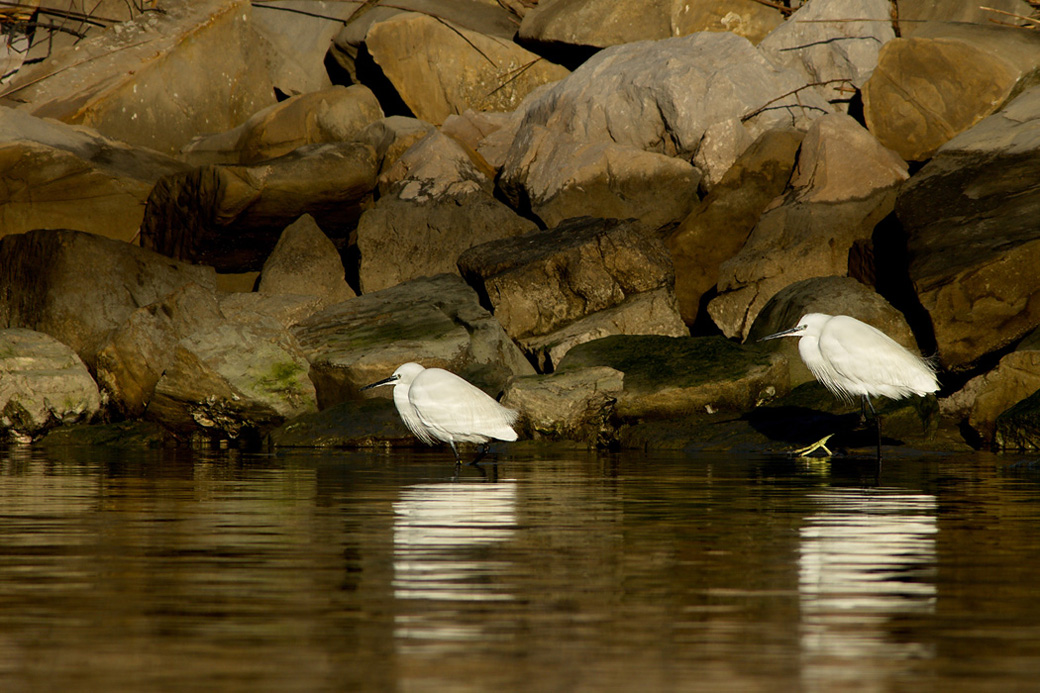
left=2, top=444, right=1040, bottom=692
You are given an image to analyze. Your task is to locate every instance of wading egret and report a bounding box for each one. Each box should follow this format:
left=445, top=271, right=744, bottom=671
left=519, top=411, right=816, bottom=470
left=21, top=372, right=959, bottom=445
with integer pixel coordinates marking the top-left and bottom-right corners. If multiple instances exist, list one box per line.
left=362, top=362, right=519, bottom=465
left=760, top=313, right=939, bottom=458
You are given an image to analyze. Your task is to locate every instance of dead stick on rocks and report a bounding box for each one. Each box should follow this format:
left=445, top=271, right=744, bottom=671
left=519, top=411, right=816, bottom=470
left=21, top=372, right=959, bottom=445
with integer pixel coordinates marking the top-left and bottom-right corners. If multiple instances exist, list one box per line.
left=740, top=79, right=853, bottom=122
left=0, top=38, right=151, bottom=99
left=486, top=57, right=541, bottom=98
left=979, top=5, right=1040, bottom=27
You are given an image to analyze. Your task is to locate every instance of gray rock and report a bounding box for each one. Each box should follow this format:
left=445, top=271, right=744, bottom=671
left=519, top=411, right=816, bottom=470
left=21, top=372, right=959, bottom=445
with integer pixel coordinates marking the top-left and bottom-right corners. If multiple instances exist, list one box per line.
left=520, top=287, right=689, bottom=372
left=746, top=276, right=922, bottom=389
left=356, top=130, right=536, bottom=294
left=501, top=367, right=624, bottom=443
left=259, top=214, right=355, bottom=307
left=667, top=127, right=804, bottom=325
left=148, top=320, right=318, bottom=438
left=758, top=0, right=894, bottom=103
left=498, top=126, right=701, bottom=230
left=292, top=274, right=534, bottom=408
left=709, top=114, right=907, bottom=339
left=0, top=328, right=101, bottom=441
left=0, top=229, right=216, bottom=370
left=364, top=12, right=569, bottom=125
left=3, top=0, right=277, bottom=154
left=896, top=86, right=1040, bottom=370
left=863, top=24, right=1040, bottom=161
left=96, top=282, right=224, bottom=418
left=897, top=0, right=1036, bottom=36
left=355, top=116, right=437, bottom=177
left=0, top=109, right=186, bottom=242
left=181, top=85, right=384, bottom=166
left=141, top=142, right=378, bottom=273
left=457, top=217, right=675, bottom=341
left=557, top=335, right=787, bottom=419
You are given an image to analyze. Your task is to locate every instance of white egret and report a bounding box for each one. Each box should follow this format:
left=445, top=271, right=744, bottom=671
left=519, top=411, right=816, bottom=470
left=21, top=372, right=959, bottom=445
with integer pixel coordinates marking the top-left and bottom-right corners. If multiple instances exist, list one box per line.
left=362, top=362, right=519, bottom=465
left=760, top=313, right=939, bottom=458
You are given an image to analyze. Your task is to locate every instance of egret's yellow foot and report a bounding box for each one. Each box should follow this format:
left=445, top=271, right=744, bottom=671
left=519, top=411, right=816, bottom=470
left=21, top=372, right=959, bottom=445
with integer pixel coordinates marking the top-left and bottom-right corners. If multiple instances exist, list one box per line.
left=790, top=434, right=834, bottom=457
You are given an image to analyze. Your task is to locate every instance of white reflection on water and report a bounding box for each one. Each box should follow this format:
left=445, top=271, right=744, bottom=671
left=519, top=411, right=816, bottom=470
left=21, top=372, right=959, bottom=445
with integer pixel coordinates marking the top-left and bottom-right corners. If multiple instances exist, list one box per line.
left=392, top=480, right=519, bottom=651
left=799, top=488, right=938, bottom=691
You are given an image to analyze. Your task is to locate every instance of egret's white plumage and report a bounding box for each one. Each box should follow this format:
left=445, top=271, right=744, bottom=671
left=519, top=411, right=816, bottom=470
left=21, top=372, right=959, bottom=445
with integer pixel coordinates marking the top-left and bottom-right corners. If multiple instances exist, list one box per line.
left=761, top=313, right=939, bottom=456
left=363, top=362, right=518, bottom=463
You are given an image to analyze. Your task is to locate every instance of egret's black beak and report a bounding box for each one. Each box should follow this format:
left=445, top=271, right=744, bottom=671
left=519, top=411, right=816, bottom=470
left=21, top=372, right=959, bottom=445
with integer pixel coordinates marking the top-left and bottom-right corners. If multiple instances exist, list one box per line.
left=759, top=325, right=805, bottom=342
left=361, top=374, right=398, bottom=390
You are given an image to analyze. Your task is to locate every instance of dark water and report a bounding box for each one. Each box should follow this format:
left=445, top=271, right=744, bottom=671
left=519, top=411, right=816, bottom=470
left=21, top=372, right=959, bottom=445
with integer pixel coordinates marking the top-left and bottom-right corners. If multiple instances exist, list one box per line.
left=2, top=444, right=1040, bottom=692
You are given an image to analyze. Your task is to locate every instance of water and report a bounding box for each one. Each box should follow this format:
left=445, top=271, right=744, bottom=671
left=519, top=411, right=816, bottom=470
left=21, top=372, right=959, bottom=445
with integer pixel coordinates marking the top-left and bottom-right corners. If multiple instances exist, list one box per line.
left=2, top=445, right=1040, bottom=692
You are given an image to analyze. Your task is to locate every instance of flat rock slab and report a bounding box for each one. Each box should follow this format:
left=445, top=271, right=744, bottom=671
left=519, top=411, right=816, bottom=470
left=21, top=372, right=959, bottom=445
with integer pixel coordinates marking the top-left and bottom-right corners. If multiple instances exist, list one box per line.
left=268, top=398, right=412, bottom=448
left=556, top=334, right=787, bottom=418
left=0, top=228, right=216, bottom=370
left=458, top=217, right=674, bottom=341
left=502, top=366, right=624, bottom=444
left=292, top=273, right=534, bottom=407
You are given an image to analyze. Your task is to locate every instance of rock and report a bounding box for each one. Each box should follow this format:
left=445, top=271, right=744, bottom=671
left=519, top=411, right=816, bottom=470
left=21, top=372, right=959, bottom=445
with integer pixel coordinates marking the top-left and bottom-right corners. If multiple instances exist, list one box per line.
left=269, top=398, right=413, bottom=448
left=250, top=0, right=359, bottom=95
left=708, top=114, right=907, bottom=339
left=0, top=109, right=187, bottom=243
left=896, top=87, right=1040, bottom=370
left=148, top=319, right=318, bottom=438
left=355, top=131, right=536, bottom=294
left=667, top=127, right=804, bottom=325
left=218, top=292, right=326, bottom=331
left=95, top=282, right=224, bottom=418
left=364, top=12, right=569, bottom=125
left=140, top=142, right=378, bottom=273
left=292, top=273, right=534, bottom=408
left=0, top=328, right=101, bottom=441
left=897, top=0, right=1036, bottom=37
left=862, top=24, right=1040, bottom=161
left=3, top=0, right=277, bottom=154
left=692, top=118, right=756, bottom=192
left=38, top=420, right=172, bottom=449
left=457, top=217, right=675, bottom=341
left=181, top=85, right=383, bottom=165
left=507, top=32, right=831, bottom=161
left=258, top=214, right=355, bottom=307
left=441, top=110, right=512, bottom=156
left=518, top=0, right=784, bottom=48
left=557, top=335, right=787, bottom=418
left=746, top=276, right=922, bottom=389
left=329, top=0, right=520, bottom=83
left=501, top=367, right=624, bottom=443
left=943, top=349, right=1040, bottom=445
left=995, top=389, right=1040, bottom=451
left=498, top=125, right=701, bottom=230
left=22, top=1, right=143, bottom=66
left=355, top=116, right=437, bottom=176
left=0, top=228, right=216, bottom=370
left=520, top=287, right=689, bottom=372
left=758, top=0, right=894, bottom=104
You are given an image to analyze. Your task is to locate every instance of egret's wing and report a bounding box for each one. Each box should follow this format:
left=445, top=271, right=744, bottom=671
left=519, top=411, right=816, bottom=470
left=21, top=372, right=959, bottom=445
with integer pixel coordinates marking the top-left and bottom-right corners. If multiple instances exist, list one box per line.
left=817, top=317, right=937, bottom=399
left=408, top=369, right=518, bottom=443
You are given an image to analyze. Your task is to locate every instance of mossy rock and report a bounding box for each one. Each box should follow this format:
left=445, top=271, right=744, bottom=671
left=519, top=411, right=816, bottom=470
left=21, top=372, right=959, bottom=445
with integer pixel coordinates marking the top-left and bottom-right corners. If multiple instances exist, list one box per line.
left=268, top=398, right=412, bottom=448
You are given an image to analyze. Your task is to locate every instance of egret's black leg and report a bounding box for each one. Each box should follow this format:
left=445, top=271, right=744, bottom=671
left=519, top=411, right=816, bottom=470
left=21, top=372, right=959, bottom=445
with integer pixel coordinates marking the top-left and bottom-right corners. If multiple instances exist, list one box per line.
left=863, top=395, right=882, bottom=461
left=449, top=441, right=462, bottom=466
left=469, top=443, right=489, bottom=467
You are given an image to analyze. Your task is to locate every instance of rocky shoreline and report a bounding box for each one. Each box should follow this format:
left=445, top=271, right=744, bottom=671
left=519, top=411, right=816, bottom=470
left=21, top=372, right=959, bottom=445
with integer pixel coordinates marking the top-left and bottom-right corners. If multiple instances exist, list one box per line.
left=2, top=0, right=1040, bottom=455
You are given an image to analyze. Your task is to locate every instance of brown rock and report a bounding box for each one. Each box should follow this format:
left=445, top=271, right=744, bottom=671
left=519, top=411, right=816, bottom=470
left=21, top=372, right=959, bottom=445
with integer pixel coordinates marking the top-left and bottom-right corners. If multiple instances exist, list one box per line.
left=258, top=215, right=355, bottom=307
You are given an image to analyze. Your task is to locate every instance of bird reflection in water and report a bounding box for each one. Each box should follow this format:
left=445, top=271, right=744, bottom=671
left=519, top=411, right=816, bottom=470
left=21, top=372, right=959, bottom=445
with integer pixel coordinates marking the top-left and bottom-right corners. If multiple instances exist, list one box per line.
left=798, top=489, right=938, bottom=691
left=392, top=480, right=519, bottom=652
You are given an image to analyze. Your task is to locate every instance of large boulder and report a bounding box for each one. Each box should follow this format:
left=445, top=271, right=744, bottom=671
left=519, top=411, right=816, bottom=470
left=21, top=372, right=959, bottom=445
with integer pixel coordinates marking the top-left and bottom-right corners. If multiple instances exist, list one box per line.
left=897, top=0, right=1036, bottom=37
left=896, top=87, right=1040, bottom=370
left=0, top=229, right=216, bottom=370
left=667, top=127, right=804, bottom=325
left=140, top=142, right=378, bottom=272
left=181, top=85, right=384, bottom=166
left=518, top=0, right=783, bottom=47
left=709, top=114, right=908, bottom=339
left=942, top=347, right=1040, bottom=446
left=863, top=24, right=1040, bottom=161
left=0, top=328, right=101, bottom=441
left=258, top=214, right=355, bottom=307
left=3, top=0, right=277, bottom=154
left=747, top=276, right=923, bottom=389
left=501, top=367, right=624, bottom=443
left=556, top=335, right=787, bottom=418
left=148, top=318, right=318, bottom=438
left=355, top=130, right=536, bottom=293
left=457, top=217, right=675, bottom=342
left=0, top=109, right=187, bottom=243
left=292, top=273, right=534, bottom=408
left=364, top=12, right=569, bottom=124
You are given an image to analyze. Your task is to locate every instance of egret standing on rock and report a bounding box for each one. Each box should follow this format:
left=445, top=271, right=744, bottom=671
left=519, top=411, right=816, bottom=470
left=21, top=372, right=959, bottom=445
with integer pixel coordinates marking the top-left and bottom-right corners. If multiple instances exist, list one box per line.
left=362, top=362, right=519, bottom=465
left=760, top=313, right=939, bottom=458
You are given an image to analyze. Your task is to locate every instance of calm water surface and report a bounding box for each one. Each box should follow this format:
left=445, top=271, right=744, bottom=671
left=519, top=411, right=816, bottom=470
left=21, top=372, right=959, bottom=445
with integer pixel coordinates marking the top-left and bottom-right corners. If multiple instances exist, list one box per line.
left=1, top=444, right=1040, bottom=692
